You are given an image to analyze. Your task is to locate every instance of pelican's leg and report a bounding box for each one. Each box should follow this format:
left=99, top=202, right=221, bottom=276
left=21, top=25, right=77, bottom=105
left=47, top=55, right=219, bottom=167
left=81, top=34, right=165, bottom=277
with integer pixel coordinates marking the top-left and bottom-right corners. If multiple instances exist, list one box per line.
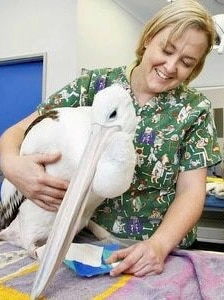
left=87, top=220, right=111, bottom=240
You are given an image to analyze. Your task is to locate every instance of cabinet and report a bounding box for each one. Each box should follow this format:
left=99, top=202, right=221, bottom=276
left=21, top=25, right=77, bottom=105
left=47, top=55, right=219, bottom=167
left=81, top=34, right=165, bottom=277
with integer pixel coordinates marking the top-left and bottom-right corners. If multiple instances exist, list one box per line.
left=197, top=198, right=224, bottom=244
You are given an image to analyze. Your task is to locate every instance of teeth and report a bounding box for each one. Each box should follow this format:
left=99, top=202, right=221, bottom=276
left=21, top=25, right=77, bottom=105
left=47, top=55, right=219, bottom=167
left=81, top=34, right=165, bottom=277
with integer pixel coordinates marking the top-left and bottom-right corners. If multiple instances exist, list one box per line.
left=155, top=69, right=170, bottom=80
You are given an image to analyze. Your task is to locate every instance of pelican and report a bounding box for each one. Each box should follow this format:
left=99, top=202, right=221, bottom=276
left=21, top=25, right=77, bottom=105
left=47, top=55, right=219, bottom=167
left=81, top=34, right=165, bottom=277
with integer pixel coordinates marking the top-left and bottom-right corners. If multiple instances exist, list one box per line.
left=0, top=84, right=137, bottom=299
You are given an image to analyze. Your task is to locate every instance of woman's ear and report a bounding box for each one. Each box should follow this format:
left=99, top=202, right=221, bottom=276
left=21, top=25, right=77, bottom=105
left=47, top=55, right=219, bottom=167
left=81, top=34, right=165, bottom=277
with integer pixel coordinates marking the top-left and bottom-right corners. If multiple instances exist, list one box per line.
left=144, top=37, right=151, bottom=49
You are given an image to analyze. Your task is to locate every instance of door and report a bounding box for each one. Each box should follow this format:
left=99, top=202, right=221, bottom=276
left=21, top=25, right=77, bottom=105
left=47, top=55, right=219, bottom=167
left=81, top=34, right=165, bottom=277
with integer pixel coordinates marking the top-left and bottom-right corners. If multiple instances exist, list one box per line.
left=0, top=54, right=46, bottom=197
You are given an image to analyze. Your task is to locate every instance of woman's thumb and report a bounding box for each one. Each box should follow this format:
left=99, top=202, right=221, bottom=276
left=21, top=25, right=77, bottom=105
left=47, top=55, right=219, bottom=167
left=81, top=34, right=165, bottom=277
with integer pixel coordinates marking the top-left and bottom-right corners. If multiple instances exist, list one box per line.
left=35, top=152, right=62, bottom=164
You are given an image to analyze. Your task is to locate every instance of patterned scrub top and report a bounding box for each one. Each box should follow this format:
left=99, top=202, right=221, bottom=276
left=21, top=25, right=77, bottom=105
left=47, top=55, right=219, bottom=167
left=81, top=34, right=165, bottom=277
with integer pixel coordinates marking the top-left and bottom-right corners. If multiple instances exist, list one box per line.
left=38, top=66, right=221, bottom=247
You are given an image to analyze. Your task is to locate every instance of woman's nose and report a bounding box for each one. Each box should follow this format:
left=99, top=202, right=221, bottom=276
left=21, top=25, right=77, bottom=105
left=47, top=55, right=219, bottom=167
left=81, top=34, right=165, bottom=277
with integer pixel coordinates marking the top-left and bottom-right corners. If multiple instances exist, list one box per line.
left=165, top=57, right=177, bottom=73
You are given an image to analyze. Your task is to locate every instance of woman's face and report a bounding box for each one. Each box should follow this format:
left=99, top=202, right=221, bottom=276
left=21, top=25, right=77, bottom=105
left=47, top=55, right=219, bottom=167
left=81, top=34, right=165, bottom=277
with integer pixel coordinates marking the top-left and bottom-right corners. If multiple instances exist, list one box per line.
left=134, top=26, right=208, bottom=97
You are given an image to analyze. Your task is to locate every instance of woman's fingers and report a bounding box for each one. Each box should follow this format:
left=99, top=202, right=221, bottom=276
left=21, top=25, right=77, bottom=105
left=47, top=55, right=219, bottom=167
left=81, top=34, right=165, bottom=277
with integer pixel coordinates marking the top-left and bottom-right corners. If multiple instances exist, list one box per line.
left=108, top=247, right=141, bottom=276
left=33, top=152, right=62, bottom=165
left=107, top=241, right=164, bottom=277
left=32, top=199, right=58, bottom=212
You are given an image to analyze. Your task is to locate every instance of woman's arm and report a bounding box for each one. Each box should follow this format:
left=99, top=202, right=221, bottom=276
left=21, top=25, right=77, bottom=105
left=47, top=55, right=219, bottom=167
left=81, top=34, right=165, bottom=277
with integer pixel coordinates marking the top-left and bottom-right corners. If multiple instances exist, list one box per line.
left=107, top=167, right=207, bottom=277
left=0, top=112, right=68, bottom=211
left=149, top=167, right=206, bottom=257
left=0, top=112, right=38, bottom=159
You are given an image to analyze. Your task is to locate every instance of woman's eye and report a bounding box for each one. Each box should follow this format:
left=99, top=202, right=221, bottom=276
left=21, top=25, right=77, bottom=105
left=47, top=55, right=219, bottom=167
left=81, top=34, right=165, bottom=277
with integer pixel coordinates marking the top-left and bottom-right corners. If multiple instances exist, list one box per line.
left=163, top=49, right=173, bottom=55
left=182, top=60, right=193, bottom=68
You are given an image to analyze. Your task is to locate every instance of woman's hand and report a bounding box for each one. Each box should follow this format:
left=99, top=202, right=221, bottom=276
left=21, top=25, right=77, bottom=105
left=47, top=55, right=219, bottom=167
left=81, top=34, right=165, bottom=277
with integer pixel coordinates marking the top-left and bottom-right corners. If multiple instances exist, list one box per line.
left=107, top=239, right=165, bottom=277
left=106, top=168, right=207, bottom=277
left=3, top=152, right=69, bottom=211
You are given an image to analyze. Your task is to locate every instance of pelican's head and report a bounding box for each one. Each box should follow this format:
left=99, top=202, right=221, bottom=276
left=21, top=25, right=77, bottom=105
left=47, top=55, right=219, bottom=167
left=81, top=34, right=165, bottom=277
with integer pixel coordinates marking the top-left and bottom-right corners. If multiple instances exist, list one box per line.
left=92, top=84, right=138, bottom=137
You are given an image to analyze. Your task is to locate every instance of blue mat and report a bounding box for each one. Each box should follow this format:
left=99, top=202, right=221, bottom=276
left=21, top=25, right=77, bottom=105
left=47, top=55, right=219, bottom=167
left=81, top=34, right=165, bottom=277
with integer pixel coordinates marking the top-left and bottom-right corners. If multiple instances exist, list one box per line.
left=205, top=195, right=224, bottom=208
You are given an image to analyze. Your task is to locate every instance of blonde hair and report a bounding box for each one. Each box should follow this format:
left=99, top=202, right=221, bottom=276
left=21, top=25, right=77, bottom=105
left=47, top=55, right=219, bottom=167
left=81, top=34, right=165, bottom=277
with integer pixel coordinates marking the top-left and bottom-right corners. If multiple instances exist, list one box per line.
left=135, top=0, right=216, bottom=83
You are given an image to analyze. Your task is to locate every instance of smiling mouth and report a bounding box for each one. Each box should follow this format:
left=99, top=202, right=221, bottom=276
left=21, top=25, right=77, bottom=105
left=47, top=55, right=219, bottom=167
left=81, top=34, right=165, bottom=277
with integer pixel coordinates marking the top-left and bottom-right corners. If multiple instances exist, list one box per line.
left=155, top=68, right=172, bottom=80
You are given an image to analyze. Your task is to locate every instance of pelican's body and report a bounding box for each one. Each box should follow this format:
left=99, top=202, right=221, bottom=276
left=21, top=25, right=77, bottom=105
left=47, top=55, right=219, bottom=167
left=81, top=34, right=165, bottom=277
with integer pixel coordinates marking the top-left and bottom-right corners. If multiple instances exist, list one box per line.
left=0, top=84, right=137, bottom=298
left=0, top=107, right=94, bottom=254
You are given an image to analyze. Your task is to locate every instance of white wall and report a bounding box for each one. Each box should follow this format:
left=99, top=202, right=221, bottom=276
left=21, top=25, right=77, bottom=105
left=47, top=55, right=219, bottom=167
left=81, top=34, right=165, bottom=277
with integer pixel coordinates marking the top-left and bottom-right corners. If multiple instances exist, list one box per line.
left=1, top=0, right=223, bottom=105
left=191, top=50, right=224, bottom=88
left=0, top=0, right=77, bottom=98
left=0, top=0, right=142, bottom=98
left=76, top=0, right=142, bottom=73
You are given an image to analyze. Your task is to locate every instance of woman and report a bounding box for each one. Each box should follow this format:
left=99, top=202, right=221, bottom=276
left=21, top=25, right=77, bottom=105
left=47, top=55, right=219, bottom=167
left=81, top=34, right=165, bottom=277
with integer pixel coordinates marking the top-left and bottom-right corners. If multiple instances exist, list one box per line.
left=0, top=0, right=221, bottom=277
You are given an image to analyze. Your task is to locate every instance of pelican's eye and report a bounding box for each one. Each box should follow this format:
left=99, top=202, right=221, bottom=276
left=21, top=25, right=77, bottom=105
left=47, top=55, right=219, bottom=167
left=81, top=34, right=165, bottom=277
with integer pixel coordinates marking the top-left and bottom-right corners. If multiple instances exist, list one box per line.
left=109, top=109, right=117, bottom=120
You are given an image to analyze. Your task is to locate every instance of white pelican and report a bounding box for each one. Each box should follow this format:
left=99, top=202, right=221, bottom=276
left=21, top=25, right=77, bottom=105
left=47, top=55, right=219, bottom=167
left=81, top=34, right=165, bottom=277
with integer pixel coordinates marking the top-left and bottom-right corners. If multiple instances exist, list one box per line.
left=0, top=84, right=137, bottom=299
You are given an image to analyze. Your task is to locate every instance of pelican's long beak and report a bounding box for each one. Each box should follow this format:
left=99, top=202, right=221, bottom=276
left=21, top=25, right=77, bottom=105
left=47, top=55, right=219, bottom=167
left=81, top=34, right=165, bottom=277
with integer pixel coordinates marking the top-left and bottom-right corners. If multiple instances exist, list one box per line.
left=31, top=124, right=120, bottom=300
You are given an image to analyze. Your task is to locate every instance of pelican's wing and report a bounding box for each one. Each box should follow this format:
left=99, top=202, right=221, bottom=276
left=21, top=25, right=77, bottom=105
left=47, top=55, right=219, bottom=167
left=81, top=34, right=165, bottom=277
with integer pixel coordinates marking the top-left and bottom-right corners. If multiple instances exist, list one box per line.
left=0, top=179, right=25, bottom=230
left=0, top=112, right=60, bottom=231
